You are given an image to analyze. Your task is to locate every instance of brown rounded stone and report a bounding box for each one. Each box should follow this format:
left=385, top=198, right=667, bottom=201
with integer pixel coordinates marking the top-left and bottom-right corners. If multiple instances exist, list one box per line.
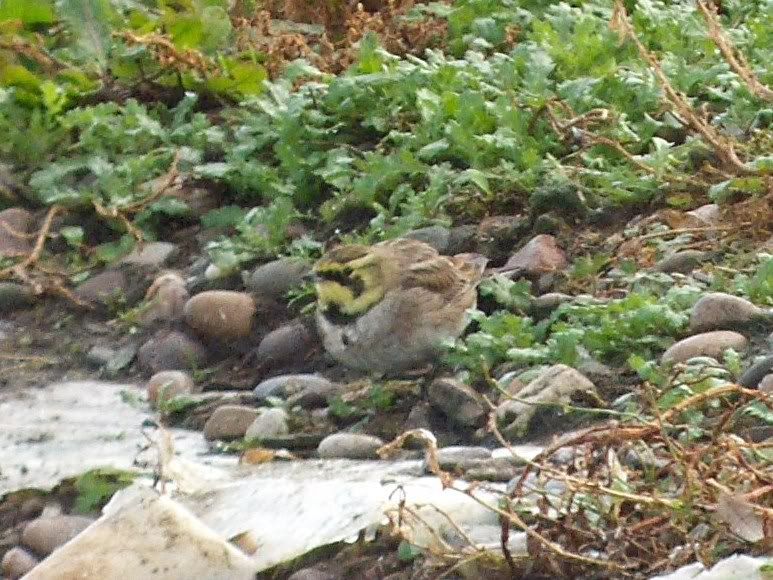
left=203, top=405, right=259, bottom=440
left=21, top=515, right=94, bottom=556
left=147, top=370, right=195, bottom=406
left=662, top=331, right=748, bottom=364
left=1, top=547, right=39, bottom=579
left=184, top=290, right=256, bottom=340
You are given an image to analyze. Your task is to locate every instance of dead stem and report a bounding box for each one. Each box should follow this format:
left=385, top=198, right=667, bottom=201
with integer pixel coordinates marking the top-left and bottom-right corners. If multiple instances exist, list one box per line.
left=611, top=1, right=751, bottom=174
left=697, top=1, right=773, bottom=103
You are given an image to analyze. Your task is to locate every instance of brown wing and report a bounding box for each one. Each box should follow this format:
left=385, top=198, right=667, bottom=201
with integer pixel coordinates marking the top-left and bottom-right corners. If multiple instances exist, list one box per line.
left=402, top=256, right=467, bottom=302
left=375, top=238, right=440, bottom=268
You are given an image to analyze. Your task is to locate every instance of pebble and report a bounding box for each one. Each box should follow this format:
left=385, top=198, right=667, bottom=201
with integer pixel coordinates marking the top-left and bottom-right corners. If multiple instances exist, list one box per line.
left=739, top=356, right=773, bottom=389
left=147, top=370, right=195, bottom=406
left=254, top=374, right=333, bottom=401
left=0, top=207, right=33, bottom=257
left=476, top=215, right=525, bottom=261
left=661, top=331, right=748, bottom=364
left=317, top=433, right=384, bottom=460
left=245, top=408, right=290, bottom=440
left=404, top=225, right=451, bottom=253
left=74, top=269, right=131, bottom=306
left=686, top=203, right=720, bottom=226
left=428, top=378, right=486, bottom=427
left=286, top=381, right=340, bottom=409
left=184, top=290, right=256, bottom=340
left=759, top=374, right=773, bottom=394
left=497, top=364, right=596, bottom=438
left=203, top=405, right=260, bottom=440
left=435, top=446, right=492, bottom=470
left=655, top=250, right=710, bottom=274
left=502, top=234, right=568, bottom=275
left=463, top=458, right=520, bottom=482
left=446, top=224, right=478, bottom=255
left=119, top=241, right=178, bottom=268
left=529, top=292, right=572, bottom=317
left=1, top=547, right=39, bottom=579
left=137, top=330, right=208, bottom=373
left=689, top=293, right=764, bottom=333
left=141, top=272, right=189, bottom=324
left=21, top=515, right=94, bottom=557
left=256, top=320, right=314, bottom=370
left=244, top=258, right=311, bottom=299
left=0, top=282, right=34, bottom=313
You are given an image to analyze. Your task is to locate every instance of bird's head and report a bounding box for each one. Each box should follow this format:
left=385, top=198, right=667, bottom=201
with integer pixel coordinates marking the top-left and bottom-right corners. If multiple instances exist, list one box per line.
left=314, top=245, right=387, bottom=324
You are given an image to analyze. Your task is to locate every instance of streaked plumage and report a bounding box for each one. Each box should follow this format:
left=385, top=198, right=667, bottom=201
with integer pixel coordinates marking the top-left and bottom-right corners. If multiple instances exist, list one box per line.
left=314, top=238, right=486, bottom=374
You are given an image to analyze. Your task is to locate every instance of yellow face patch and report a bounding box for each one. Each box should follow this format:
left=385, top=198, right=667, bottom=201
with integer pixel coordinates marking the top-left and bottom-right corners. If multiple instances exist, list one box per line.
left=316, top=281, right=355, bottom=310
left=316, top=274, right=385, bottom=316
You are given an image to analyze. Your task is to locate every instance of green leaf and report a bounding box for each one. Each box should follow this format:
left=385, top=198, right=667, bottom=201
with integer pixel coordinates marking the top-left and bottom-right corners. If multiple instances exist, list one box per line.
left=56, top=0, right=114, bottom=69
left=60, top=225, right=84, bottom=247
left=201, top=205, right=246, bottom=229
left=73, top=468, right=135, bottom=513
left=200, top=5, right=232, bottom=52
left=94, top=235, right=135, bottom=263
left=0, top=0, right=55, bottom=24
left=168, top=16, right=204, bottom=49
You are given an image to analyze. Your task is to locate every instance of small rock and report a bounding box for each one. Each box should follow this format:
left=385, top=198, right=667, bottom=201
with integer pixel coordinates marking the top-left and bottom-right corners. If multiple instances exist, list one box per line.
left=529, top=293, right=572, bottom=317
left=21, top=515, right=94, bottom=557
left=759, top=374, right=773, bottom=394
left=245, top=408, right=290, bottom=440
left=85, top=343, right=137, bottom=372
left=317, top=433, right=384, bottom=459
left=475, top=216, right=527, bottom=262
left=404, top=403, right=433, bottom=432
left=74, top=269, right=131, bottom=306
left=254, top=374, right=333, bottom=401
left=137, top=330, right=208, bottom=373
left=203, top=405, right=259, bottom=440
left=85, top=346, right=116, bottom=368
left=404, top=226, right=451, bottom=253
left=0, top=207, right=33, bottom=257
left=286, top=380, right=340, bottom=409
left=444, top=225, right=477, bottom=256
left=655, top=250, right=710, bottom=274
left=288, top=568, right=335, bottom=580
left=576, top=358, right=614, bottom=383
left=107, top=344, right=138, bottom=372
left=662, top=331, right=748, bottom=364
left=497, top=365, right=596, bottom=438
left=503, top=234, right=567, bottom=275
left=184, top=290, right=256, bottom=341
left=256, top=320, right=314, bottom=369
left=428, top=378, right=486, bottom=426
left=0, top=282, right=34, bottom=313
left=435, top=446, right=492, bottom=470
left=119, top=241, right=178, bottom=268
left=689, top=293, right=764, bottom=333
left=147, top=370, right=195, bottom=406
left=19, top=497, right=45, bottom=520
left=244, top=258, right=311, bottom=300
left=464, top=458, right=520, bottom=482
left=686, top=203, right=720, bottom=226
left=1, top=547, right=39, bottom=579
left=141, top=272, right=189, bottom=324
left=739, top=355, right=773, bottom=389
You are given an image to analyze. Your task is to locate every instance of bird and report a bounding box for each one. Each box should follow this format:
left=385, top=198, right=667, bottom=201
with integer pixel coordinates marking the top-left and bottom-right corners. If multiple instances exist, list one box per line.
left=313, top=238, right=487, bottom=374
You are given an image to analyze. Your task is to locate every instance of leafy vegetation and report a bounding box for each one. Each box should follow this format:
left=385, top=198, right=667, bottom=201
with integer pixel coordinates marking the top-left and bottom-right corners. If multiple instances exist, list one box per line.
left=1, top=0, right=771, bottom=278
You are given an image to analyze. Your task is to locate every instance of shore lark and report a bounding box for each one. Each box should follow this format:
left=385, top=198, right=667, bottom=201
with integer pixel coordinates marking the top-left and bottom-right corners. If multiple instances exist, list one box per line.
left=314, top=238, right=487, bottom=374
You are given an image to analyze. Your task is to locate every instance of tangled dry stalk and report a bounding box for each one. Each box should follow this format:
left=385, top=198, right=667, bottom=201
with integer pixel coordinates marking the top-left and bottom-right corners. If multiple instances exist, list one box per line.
left=380, top=383, right=773, bottom=578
